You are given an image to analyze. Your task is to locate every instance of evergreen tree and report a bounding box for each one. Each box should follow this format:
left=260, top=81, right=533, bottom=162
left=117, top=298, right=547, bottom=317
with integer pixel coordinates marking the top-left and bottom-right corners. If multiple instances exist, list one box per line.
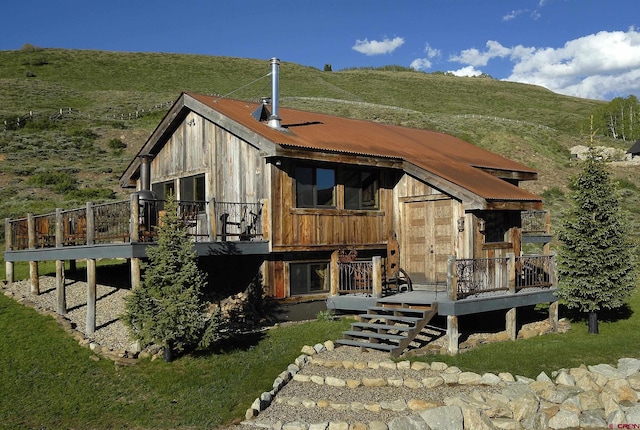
left=557, top=153, right=637, bottom=334
left=123, top=195, right=216, bottom=360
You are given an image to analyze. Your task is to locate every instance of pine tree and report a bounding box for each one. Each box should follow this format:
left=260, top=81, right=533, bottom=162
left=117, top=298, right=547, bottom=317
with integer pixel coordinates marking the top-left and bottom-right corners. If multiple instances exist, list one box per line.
left=123, top=195, right=213, bottom=360
left=557, top=153, right=637, bottom=334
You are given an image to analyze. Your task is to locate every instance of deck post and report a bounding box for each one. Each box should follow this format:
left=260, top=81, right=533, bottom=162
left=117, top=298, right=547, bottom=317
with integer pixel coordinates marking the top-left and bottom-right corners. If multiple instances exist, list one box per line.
left=86, top=258, right=96, bottom=335
left=329, top=250, right=339, bottom=296
left=549, top=301, right=559, bottom=332
left=447, top=316, right=459, bottom=355
left=260, top=198, right=269, bottom=242
left=208, top=198, right=216, bottom=241
left=130, top=193, right=142, bottom=289
left=27, top=213, right=39, bottom=295
left=130, top=258, right=141, bottom=289
left=372, top=256, right=382, bottom=298
left=506, top=253, right=517, bottom=340
left=5, top=218, right=13, bottom=284
left=446, top=256, right=459, bottom=354
left=543, top=211, right=552, bottom=255
left=86, top=202, right=95, bottom=245
left=55, top=208, right=66, bottom=315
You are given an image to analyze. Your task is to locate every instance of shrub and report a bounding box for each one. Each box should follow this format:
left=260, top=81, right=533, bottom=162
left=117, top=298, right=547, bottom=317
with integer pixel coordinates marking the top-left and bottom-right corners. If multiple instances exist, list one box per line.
left=28, top=171, right=77, bottom=194
left=64, top=187, right=115, bottom=202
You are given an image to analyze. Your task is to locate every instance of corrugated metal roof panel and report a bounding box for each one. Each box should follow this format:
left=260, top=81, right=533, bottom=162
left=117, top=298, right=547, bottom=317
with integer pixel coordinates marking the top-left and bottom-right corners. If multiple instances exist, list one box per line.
left=188, top=93, right=541, bottom=202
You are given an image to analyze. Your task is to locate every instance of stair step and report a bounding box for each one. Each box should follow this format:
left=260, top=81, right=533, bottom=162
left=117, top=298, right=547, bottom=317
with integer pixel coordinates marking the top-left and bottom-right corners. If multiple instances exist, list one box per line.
left=343, top=330, right=406, bottom=341
left=367, top=306, right=430, bottom=315
left=358, top=314, right=422, bottom=324
left=350, top=322, right=413, bottom=332
left=335, top=339, right=398, bottom=352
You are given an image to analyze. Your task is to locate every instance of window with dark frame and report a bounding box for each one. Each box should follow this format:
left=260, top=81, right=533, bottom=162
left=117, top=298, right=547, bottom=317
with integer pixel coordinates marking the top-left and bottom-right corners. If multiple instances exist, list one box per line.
left=151, top=180, right=175, bottom=210
left=180, top=174, right=205, bottom=202
left=294, top=164, right=379, bottom=210
left=290, top=262, right=330, bottom=295
left=295, top=166, right=336, bottom=208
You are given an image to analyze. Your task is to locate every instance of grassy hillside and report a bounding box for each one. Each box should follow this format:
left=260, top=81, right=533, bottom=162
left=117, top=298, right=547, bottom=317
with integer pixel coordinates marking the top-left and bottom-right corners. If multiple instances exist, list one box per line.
left=0, top=47, right=638, bottom=240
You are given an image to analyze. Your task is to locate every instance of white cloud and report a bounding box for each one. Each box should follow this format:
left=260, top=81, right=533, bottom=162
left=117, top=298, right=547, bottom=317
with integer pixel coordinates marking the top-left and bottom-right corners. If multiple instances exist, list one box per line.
left=449, top=40, right=511, bottom=67
left=502, top=9, right=525, bottom=21
left=447, top=66, right=484, bottom=77
left=410, top=43, right=441, bottom=71
left=450, top=29, right=640, bottom=100
left=352, top=37, right=405, bottom=56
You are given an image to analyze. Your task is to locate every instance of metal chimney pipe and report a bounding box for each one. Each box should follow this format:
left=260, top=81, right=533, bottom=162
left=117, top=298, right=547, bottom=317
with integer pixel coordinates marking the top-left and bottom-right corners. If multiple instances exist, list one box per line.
left=267, top=57, right=281, bottom=129
left=139, top=154, right=152, bottom=191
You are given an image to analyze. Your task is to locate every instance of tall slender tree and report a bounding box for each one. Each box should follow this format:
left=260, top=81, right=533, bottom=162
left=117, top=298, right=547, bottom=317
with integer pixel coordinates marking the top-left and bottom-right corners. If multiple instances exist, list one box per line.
left=557, top=152, right=637, bottom=334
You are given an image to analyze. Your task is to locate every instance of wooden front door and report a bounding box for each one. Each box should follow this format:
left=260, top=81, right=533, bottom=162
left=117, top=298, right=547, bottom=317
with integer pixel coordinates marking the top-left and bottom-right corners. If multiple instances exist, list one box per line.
left=402, top=198, right=455, bottom=284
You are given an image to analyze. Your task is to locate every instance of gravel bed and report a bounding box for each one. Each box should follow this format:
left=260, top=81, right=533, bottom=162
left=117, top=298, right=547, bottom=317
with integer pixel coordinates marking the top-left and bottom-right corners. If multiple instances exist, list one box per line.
left=3, top=275, right=133, bottom=351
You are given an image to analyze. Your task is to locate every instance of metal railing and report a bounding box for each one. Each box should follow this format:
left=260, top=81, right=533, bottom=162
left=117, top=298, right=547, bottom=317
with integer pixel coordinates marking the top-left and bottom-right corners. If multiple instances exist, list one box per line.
left=8, top=218, right=28, bottom=250
left=33, top=212, right=56, bottom=248
left=455, top=257, right=509, bottom=299
left=521, top=210, right=549, bottom=235
left=93, top=200, right=131, bottom=244
left=338, top=260, right=373, bottom=294
left=515, top=254, right=554, bottom=290
left=213, top=201, right=263, bottom=241
left=61, top=207, right=87, bottom=246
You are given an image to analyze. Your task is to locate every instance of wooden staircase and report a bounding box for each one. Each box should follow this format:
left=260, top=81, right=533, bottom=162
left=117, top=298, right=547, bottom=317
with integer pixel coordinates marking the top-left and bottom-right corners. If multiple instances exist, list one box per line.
left=336, top=298, right=438, bottom=358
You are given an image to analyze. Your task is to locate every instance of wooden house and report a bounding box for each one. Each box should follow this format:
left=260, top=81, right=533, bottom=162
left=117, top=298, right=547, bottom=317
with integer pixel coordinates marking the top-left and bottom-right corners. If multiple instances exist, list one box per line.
left=5, top=59, right=557, bottom=355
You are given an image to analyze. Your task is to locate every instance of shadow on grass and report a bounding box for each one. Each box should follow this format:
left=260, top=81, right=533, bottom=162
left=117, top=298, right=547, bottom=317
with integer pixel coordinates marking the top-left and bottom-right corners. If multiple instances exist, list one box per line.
left=192, top=330, right=267, bottom=357
left=561, top=304, right=634, bottom=324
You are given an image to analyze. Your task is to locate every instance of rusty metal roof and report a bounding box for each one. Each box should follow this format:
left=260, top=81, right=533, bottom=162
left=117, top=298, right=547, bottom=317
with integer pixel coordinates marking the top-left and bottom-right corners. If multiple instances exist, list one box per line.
left=187, top=93, right=541, bottom=203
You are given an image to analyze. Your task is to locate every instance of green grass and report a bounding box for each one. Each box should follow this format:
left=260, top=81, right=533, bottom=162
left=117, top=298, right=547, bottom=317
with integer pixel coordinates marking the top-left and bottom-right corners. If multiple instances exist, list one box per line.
left=0, top=292, right=351, bottom=429
left=417, top=291, right=640, bottom=377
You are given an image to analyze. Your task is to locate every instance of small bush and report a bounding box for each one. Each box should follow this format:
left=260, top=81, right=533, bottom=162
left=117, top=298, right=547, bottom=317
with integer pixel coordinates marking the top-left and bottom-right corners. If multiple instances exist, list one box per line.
left=28, top=171, right=77, bottom=194
left=316, top=309, right=335, bottom=322
left=541, top=186, right=564, bottom=199
left=107, top=138, right=127, bottom=151
left=64, top=187, right=115, bottom=201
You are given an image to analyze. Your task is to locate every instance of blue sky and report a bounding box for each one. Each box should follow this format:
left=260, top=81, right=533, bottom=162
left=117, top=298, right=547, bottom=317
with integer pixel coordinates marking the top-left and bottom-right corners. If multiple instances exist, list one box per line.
left=2, top=0, right=639, bottom=101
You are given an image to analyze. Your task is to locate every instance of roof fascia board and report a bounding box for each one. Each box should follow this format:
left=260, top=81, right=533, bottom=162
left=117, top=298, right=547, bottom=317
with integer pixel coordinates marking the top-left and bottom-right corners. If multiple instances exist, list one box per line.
left=402, top=161, right=486, bottom=210
left=476, top=166, right=538, bottom=181
left=119, top=95, right=188, bottom=187
left=272, top=147, right=404, bottom=169
left=183, top=96, right=278, bottom=156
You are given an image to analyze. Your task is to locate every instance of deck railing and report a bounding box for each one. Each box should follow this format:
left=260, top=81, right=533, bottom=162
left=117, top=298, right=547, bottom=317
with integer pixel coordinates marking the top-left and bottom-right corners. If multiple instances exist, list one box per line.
left=521, top=210, right=550, bottom=235
left=453, top=253, right=556, bottom=300
left=6, top=197, right=265, bottom=250
left=213, top=201, right=263, bottom=241
left=337, top=260, right=374, bottom=294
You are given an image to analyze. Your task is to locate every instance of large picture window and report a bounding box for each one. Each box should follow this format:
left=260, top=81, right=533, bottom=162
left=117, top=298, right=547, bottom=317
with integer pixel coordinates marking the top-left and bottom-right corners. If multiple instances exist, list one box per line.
left=344, top=169, right=379, bottom=210
left=290, top=262, right=330, bottom=295
left=180, top=174, right=205, bottom=202
left=295, top=166, right=336, bottom=208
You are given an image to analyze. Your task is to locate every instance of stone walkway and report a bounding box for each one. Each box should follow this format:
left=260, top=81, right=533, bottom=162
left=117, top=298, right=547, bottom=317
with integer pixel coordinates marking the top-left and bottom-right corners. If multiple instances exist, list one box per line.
left=240, top=342, right=640, bottom=430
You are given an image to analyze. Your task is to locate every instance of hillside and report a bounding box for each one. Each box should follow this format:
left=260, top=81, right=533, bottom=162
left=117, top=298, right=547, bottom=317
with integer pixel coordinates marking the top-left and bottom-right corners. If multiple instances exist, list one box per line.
left=0, top=47, right=638, bottom=241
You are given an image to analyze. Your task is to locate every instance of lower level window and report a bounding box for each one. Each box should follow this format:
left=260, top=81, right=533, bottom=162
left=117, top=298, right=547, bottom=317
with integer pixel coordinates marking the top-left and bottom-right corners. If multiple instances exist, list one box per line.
left=290, top=262, right=330, bottom=295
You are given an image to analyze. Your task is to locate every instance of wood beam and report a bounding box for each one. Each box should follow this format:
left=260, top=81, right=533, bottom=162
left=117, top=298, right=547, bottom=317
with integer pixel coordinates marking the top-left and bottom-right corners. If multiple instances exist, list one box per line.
left=86, top=259, right=96, bottom=335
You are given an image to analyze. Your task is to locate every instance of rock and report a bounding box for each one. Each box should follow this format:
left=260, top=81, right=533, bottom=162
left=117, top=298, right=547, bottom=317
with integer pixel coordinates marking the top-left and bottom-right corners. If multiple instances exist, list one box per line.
left=387, top=377, right=404, bottom=387
left=293, top=374, right=311, bottom=382
left=317, top=400, right=329, bottom=408
left=441, top=373, right=458, bottom=384
left=547, top=409, right=579, bottom=429
left=323, top=340, right=335, bottom=351
left=368, top=421, right=388, bottom=430
left=388, top=415, right=429, bottom=430
left=397, top=361, right=411, bottom=370
left=498, top=372, right=515, bottom=383
left=430, top=361, right=448, bottom=371
left=554, top=371, right=575, bottom=387
left=301, top=345, right=316, bottom=355
left=625, top=405, right=640, bottom=424
left=325, top=376, right=346, bottom=387
left=419, top=405, right=463, bottom=430
left=362, top=377, right=387, bottom=387
left=411, top=361, right=430, bottom=371
left=349, top=423, right=367, bottom=430
left=310, top=375, right=324, bottom=385
left=295, top=354, right=309, bottom=368
left=422, top=376, right=444, bottom=388
left=346, top=379, right=361, bottom=389
left=327, top=422, right=348, bottom=430
left=380, top=399, right=407, bottom=412
left=353, top=361, right=367, bottom=370
left=351, top=402, right=365, bottom=411
left=458, top=371, right=482, bottom=385
left=365, top=402, right=382, bottom=413
left=245, top=408, right=258, bottom=420
left=577, top=411, right=607, bottom=429
left=407, top=399, right=439, bottom=411
left=520, top=412, right=549, bottom=430
left=283, top=421, right=309, bottom=430
left=627, top=373, right=640, bottom=390
left=617, top=357, right=640, bottom=376
left=588, top=363, right=625, bottom=380
left=458, top=405, right=495, bottom=429
left=480, top=373, right=502, bottom=386
left=536, top=371, right=552, bottom=382
left=329, top=402, right=349, bottom=411
left=489, top=417, right=520, bottom=429
left=309, top=423, right=328, bottom=430
left=379, top=361, right=397, bottom=370
left=313, top=343, right=326, bottom=354
left=367, top=361, right=380, bottom=369
left=302, top=399, right=316, bottom=408
left=575, top=390, right=603, bottom=411
left=404, top=378, right=422, bottom=389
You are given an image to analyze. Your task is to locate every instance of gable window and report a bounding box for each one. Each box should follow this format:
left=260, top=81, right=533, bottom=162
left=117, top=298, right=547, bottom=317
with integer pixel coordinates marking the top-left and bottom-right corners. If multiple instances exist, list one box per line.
left=290, top=262, right=330, bottom=295
left=344, top=169, right=379, bottom=210
left=180, top=174, right=205, bottom=202
left=295, top=166, right=336, bottom=208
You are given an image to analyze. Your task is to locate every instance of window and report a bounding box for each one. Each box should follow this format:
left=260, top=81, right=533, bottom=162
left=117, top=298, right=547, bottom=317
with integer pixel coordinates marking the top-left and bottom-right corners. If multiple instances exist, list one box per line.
left=180, top=174, right=205, bottom=202
left=295, top=166, right=336, bottom=208
left=290, top=262, right=330, bottom=295
left=344, top=169, right=379, bottom=210
left=151, top=180, right=175, bottom=210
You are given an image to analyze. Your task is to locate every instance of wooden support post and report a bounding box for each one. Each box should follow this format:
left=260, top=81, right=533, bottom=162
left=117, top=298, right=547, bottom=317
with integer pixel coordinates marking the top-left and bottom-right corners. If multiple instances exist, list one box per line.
left=506, top=308, right=517, bottom=340
left=543, top=211, right=552, bottom=255
left=56, top=260, right=66, bottom=315
left=130, top=193, right=139, bottom=242
left=130, top=258, right=141, bottom=289
left=55, top=208, right=66, bottom=314
left=329, top=250, right=339, bottom=296
left=86, top=202, right=95, bottom=245
left=261, top=198, right=270, bottom=243
left=447, top=315, right=459, bottom=355
left=208, top=198, right=216, bottom=241
left=372, top=256, right=382, bottom=298
left=549, top=301, right=559, bottom=332
left=27, top=213, right=40, bottom=295
left=446, top=255, right=457, bottom=301
left=4, top=218, right=13, bottom=284
left=86, top=259, right=96, bottom=335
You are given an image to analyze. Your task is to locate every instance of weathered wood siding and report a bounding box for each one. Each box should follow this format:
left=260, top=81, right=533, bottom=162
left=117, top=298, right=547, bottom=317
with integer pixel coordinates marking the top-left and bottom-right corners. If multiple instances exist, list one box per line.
left=149, top=112, right=267, bottom=203
left=270, top=164, right=394, bottom=251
